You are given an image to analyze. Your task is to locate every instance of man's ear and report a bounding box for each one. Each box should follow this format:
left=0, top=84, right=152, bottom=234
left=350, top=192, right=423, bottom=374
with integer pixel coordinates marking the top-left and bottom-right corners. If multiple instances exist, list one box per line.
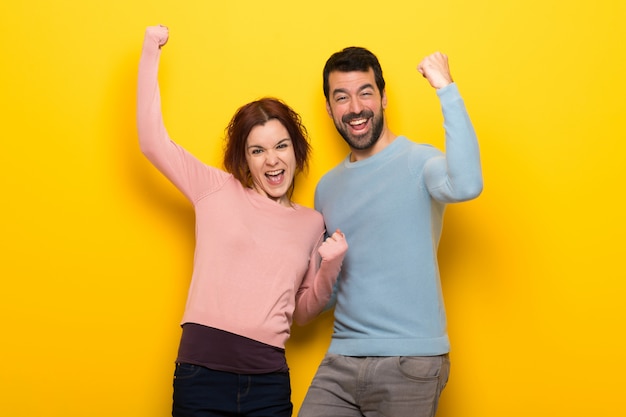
left=382, top=90, right=388, bottom=110
left=326, top=101, right=333, bottom=117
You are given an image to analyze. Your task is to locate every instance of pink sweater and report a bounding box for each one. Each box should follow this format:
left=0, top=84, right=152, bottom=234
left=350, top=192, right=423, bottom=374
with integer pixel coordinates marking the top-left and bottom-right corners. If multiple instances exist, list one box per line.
left=137, top=35, right=342, bottom=349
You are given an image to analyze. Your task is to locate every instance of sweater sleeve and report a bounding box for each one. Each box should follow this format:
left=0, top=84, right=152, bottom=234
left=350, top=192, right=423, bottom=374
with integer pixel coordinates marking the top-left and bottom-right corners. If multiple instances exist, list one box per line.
left=422, top=83, right=483, bottom=203
left=293, top=232, right=345, bottom=326
left=137, top=31, right=210, bottom=202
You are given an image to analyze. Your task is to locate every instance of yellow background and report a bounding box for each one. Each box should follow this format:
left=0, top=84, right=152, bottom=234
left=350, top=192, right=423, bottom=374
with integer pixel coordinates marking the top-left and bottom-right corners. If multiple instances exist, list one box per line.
left=1, top=1, right=625, bottom=416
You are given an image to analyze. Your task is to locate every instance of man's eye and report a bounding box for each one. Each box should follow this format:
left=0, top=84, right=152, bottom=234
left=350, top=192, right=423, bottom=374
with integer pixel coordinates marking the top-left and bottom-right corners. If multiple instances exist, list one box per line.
left=336, top=96, right=347, bottom=102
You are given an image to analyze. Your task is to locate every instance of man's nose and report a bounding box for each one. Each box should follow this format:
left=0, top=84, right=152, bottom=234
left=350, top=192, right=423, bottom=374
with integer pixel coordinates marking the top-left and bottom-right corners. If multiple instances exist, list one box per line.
left=348, top=98, right=364, bottom=114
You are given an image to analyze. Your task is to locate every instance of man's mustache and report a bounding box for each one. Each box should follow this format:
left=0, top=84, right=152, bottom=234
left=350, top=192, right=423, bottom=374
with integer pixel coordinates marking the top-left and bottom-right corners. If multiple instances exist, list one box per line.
left=342, top=110, right=374, bottom=124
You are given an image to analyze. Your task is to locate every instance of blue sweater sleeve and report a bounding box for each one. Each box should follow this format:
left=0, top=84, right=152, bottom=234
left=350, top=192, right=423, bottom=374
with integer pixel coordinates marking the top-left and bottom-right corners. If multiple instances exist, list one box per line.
left=422, top=83, right=483, bottom=203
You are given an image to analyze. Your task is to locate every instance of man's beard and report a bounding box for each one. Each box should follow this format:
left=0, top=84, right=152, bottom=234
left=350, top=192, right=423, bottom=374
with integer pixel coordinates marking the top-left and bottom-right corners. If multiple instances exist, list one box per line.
left=334, top=108, right=384, bottom=151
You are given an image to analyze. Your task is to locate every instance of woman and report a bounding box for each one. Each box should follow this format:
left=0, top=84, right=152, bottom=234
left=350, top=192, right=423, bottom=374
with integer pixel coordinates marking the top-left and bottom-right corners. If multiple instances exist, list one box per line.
left=137, top=25, right=347, bottom=417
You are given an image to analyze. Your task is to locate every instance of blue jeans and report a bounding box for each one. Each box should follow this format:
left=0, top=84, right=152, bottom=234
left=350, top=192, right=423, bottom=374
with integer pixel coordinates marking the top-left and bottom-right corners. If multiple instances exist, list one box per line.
left=172, top=363, right=293, bottom=417
left=298, top=354, right=450, bottom=417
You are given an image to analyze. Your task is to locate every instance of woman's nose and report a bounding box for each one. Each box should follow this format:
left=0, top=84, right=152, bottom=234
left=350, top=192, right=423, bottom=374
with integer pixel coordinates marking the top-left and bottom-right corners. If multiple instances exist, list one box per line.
left=265, top=150, right=278, bottom=165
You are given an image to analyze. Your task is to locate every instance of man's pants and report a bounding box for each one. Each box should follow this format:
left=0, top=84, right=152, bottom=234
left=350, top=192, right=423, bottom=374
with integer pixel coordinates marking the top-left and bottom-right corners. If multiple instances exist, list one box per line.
left=299, top=353, right=450, bottom=417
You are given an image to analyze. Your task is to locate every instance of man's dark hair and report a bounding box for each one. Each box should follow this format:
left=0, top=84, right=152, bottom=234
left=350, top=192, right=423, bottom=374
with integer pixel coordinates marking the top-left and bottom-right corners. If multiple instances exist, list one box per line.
left=323, top=47, right=386, bottom=101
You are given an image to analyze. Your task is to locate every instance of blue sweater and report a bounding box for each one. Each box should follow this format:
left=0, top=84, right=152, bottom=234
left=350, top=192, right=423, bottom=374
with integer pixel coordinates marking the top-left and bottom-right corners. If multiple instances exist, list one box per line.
left=314, top=83, right=483, bottom=356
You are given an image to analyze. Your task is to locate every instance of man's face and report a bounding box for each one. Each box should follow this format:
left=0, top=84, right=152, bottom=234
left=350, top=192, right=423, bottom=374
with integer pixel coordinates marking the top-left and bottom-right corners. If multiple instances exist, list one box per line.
left=326, top=68, right=387, bottom=152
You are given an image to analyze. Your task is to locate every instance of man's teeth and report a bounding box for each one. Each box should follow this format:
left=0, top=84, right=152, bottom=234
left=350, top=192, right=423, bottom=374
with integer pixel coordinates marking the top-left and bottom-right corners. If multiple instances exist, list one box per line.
left=349, top=118, right=367, bottom=126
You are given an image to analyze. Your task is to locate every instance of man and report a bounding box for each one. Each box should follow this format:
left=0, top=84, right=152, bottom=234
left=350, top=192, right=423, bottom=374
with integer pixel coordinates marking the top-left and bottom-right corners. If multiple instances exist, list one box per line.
left=299, top=47, right=483, bottom=417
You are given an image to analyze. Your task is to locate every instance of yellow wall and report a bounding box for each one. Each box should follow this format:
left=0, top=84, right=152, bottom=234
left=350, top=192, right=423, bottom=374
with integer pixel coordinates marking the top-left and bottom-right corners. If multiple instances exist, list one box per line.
left=1, top=1, right=625, bottom=416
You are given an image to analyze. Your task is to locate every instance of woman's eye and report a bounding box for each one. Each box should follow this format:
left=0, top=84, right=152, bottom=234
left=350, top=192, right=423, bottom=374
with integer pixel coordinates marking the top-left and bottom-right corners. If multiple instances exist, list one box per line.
left=251, top=148, right=263, bottom=155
